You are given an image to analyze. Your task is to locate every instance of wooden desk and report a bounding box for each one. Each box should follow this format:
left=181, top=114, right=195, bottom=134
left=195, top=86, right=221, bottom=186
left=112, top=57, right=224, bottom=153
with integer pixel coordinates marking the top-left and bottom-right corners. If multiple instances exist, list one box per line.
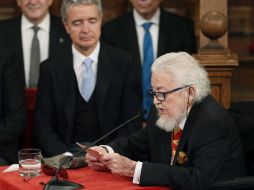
left=0, top=166, right=169, bottom=190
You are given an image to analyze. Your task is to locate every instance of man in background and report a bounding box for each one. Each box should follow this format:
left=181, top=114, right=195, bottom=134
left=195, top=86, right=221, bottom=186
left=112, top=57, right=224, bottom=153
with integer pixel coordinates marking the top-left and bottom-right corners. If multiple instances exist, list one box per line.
left=0, top=0, right=70, bottom=87
left=34, top=0, right=141, bottom=157
left=0, top=47, right=26, bottom=165
left=101, top=0, right=196, bottom=119
left=86, top=52, right=246, bottom=190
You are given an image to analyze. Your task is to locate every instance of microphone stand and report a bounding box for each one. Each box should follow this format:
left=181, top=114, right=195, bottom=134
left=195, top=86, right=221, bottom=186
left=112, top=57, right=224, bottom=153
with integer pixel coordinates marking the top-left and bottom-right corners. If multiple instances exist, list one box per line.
left=42, top=154, right=84, bottom=190
left=42, top=110, right=145, bottom=190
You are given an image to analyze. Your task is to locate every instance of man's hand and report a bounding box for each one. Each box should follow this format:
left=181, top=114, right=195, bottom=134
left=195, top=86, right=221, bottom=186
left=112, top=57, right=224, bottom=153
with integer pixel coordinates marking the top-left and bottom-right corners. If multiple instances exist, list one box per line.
left=102, top=153, right=137, bottom=177
left=85, top=146, right=108, bottom=171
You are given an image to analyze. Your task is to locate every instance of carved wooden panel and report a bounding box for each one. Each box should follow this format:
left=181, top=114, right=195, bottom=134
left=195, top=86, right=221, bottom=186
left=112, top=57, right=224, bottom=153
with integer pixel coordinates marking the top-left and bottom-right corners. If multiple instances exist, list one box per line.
left=0, top=0, right=18, bottom=20
left=193, top=53, right=238, bottom=108
left=208, top=70, right=232, bottom=108
left=199, top=0, right=228, bottom=49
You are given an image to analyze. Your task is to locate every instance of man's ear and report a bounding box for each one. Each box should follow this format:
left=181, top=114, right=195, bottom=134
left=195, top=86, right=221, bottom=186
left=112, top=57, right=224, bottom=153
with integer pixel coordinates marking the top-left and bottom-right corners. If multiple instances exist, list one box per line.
left=62, top=20, right=70, bottom=34
left=187, top=86, right=196, bottom=105
left=48, top=0, right=53, bottom=7
left=16, top=0, right=21, bottom=7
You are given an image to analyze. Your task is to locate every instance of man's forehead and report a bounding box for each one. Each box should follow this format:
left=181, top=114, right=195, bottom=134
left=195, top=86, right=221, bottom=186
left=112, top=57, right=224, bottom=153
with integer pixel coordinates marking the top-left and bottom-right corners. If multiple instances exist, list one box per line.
left=66, top=5, right=101, bottom=19
left=152, top=71, right=172, bottom=80
left=152, top=72, right=176, bottom=87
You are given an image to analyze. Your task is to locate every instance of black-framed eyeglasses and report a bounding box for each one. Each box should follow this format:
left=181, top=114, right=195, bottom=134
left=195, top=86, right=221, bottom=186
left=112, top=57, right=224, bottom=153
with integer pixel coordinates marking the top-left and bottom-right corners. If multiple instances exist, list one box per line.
left=149, top=85, right=191, bottom=101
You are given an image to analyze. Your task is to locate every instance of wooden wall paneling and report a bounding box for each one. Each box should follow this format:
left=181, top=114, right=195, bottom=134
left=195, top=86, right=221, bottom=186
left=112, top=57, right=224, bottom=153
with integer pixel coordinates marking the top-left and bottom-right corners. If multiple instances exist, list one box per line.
left=193, top=54, right=238, bottom=108
left=0, top=0, right=19, bottom=20
left=50, top=0, right=62, bottom=16
left=231, top=59, right=254, bottom=102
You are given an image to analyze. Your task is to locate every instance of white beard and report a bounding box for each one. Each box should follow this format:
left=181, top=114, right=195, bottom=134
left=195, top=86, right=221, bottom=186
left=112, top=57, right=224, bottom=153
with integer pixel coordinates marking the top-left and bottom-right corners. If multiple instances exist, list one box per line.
left=156, top=115, right=176, bottom=132
left=156, top=109, right=186, bottom=132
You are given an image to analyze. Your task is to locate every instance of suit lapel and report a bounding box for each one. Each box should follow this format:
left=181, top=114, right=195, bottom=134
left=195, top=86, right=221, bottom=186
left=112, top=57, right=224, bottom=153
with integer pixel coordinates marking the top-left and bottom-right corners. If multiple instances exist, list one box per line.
left=128, top=14, right=141, bottom=64
left=55, top=50, right=76, bottom=132
left=173, top=102, right=200, bottom=165
left=9, top=17, right=24, bottom=70
left=16, top=18, right=24, bottom=65
left=121, top=12, right=141, bottom=64
left=49, top=15, right=66, bottom=56
left=95, top=44, right=115, bottom=119
left=160, top=131, right=172, bottom=163
left=157, top=9, right=171, bottom=57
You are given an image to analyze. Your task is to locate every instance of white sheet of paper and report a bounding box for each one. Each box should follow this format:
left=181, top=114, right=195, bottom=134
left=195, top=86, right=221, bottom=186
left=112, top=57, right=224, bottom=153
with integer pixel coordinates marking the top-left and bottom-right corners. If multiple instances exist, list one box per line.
left=2, top=164, right=19, bottom=173
left=76, top=142, right=87, bottom=150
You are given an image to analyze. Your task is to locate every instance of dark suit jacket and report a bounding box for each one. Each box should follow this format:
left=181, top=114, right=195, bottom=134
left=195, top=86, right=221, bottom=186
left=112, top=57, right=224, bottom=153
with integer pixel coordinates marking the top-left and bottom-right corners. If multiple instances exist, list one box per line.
left=101, top=8, right=196, bottom=65
left=34, top=43, right=142, bottom=157
left=228, top=102, right=254, bottom=175
left=109, top=95, right=246, bottom=190
left=0, top=15, right=71, bottom=84
left=0, top=47, right=26, bottom=163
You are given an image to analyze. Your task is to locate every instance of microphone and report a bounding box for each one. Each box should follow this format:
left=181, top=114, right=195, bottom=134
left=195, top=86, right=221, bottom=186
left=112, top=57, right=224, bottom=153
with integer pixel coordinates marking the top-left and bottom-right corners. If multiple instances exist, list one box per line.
left=82, top=109, right=146, bottom=148
left=42, top=110, right=145, bottom=189
left=59, top=109, right=146, bottom=168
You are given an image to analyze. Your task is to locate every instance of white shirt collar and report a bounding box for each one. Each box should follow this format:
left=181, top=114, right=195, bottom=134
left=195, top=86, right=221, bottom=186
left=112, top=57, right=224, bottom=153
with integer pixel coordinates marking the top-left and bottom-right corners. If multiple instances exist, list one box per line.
left=72, top=42, right=100, bottom=70
left=178, top=106, right=192, bottom=130
left=21, top=13, right=50, bottom=32
left=133, top=8, right=160, bottom=27
left=178, top=116, right=187, bottom=130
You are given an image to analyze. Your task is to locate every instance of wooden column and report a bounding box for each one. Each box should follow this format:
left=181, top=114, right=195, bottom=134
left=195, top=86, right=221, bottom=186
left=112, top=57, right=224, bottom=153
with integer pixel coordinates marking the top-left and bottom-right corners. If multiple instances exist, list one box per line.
left=193, top=0, right=238, bottom=108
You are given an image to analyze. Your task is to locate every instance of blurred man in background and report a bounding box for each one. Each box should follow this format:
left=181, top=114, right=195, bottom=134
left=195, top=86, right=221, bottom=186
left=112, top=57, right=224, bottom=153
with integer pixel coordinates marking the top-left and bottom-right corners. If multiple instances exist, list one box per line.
left=0, top=0, right=70, bottom=87
left=0, top=47, right=26, bottom=165
left=101, top=0, right=196, bottom=119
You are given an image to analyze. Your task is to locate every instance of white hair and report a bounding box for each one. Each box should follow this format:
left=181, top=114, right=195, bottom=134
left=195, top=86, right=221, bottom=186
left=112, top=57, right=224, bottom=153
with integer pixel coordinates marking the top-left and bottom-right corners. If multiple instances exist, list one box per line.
left=151, top=52, right=210, bottom=103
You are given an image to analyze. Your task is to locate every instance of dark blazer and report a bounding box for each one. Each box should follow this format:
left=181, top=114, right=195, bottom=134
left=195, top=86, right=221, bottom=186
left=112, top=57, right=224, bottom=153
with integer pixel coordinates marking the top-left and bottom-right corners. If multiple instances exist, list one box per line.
left=101, top=8, right=196, bottom=65
left=0, top=15, right=71, bottom=82
left=228, top=102, right=254, bottom=175
left=34, top=43, right=142, bottom=157
left=109, top=95, right=246, bottom=190
left=0, top=47, right=26, bottom=163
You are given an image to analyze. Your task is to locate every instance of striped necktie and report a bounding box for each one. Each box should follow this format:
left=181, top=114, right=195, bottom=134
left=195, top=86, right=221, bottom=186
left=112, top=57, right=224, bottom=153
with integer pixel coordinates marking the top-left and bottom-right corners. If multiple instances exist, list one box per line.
left=171, top=127, right=182, bottom=165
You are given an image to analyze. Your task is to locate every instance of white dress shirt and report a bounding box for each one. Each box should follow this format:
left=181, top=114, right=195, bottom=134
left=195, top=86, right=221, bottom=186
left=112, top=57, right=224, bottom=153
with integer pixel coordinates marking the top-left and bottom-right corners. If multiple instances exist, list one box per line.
left=133, top=8, right=160, bottom=63
left=102, top=116, right=188, bottom=184
left=132, top=116, right=187, bottom=184
left=21, top=13, right=50, bottom=86
left=62, top=43, right=100, bottom=157
left=72, top=42, right=100, bottom=96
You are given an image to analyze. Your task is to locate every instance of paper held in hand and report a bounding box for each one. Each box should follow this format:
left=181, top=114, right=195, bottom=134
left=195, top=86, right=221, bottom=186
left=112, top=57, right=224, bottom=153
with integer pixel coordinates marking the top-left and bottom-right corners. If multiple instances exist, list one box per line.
left=76, top=142, right=102, bottom=160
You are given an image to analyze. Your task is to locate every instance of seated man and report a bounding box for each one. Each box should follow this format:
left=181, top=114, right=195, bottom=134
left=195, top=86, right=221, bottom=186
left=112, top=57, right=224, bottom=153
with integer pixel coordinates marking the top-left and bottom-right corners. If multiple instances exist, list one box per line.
left=34, top=0, right=142, bottom=158
left=85, top=52, right=246, bottom=190
left=0, top=47, right=26, bottom=165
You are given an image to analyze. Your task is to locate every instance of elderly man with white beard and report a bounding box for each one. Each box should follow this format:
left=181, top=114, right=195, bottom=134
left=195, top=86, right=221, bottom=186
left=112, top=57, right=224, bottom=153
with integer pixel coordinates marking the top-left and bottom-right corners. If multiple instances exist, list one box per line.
left=85, top=52, right=246, bottom=190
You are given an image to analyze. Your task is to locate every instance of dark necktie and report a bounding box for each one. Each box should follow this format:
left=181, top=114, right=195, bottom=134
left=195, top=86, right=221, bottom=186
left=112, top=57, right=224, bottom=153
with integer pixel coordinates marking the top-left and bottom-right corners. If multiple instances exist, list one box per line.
left=29, top=26, right=40, bottom=87
left=81, top=58, right=95, bottom=102
left=142, top=22, right=154, bottom=118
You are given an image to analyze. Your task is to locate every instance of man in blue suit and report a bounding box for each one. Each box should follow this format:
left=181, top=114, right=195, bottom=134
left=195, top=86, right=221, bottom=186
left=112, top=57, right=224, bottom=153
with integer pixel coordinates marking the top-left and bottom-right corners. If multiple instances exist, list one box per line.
left=101, top=0, right=196, bottom=119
